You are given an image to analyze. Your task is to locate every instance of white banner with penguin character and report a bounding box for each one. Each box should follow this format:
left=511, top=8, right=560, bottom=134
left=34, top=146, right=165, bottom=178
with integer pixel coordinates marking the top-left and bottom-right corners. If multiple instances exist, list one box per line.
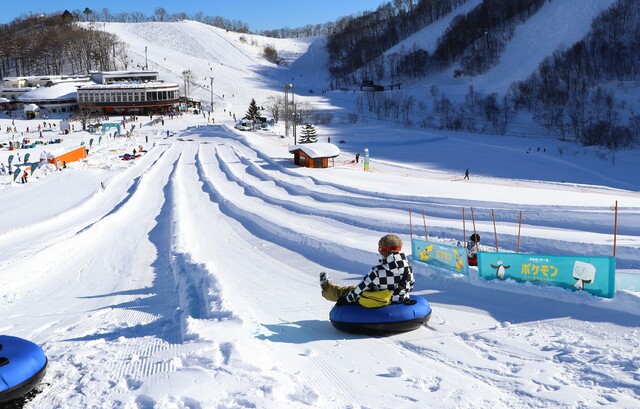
left=411, top=239, right=469, bottom=275
left=477, top=252, right=616, bottom=298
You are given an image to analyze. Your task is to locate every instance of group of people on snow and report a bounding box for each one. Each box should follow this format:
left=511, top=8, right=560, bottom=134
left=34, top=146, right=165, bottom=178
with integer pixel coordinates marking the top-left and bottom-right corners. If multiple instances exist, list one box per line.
left=318, top=232, right=484, bottom=307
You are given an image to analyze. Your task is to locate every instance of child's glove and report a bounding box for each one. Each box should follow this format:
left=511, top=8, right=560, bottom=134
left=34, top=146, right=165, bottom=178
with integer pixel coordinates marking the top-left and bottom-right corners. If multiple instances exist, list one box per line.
left=336, top=296, right=352, bottom=306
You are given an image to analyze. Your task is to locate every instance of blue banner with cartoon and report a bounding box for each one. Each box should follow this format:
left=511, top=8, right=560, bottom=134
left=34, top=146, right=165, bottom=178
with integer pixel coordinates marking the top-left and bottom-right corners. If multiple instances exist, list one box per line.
left=411, top=239, right=469, bottom=275
left=477, top=252, right=616, bottom=298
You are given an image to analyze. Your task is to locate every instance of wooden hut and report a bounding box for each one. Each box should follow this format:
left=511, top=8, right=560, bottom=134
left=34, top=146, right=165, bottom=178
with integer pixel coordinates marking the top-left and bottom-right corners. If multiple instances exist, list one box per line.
left=288, top=143, right=340, bottom=168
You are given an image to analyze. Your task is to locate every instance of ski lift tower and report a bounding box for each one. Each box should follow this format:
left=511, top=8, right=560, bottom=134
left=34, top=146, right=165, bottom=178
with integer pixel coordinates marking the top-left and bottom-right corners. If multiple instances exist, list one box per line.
left=209, top=77, right=214, bottom=114
left=284, top=83, right=296, bottom=144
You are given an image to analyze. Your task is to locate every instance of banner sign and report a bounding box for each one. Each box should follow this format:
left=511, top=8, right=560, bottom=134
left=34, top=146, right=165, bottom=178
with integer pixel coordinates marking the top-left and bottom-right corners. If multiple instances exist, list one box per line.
left=477, top=252, right=616, bottom=298
left=616, top=271, right=640, bottom=292
left=363, top=148, right=370, bottom=171
left=411, top=238, right=469, bottom=275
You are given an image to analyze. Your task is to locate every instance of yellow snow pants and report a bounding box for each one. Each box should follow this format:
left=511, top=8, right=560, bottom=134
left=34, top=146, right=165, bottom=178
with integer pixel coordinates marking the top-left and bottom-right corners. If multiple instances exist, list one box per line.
left=321, top=282, right=356, bottom=302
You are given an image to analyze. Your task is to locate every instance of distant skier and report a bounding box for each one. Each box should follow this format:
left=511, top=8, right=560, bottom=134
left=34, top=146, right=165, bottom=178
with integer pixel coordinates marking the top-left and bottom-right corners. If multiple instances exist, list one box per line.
left=464, top=168, right=470, bottom=180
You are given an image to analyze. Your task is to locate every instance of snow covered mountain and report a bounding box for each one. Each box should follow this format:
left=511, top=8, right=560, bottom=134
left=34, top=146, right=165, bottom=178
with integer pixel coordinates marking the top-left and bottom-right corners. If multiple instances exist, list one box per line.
left=1, top=3, right=639, bottom=408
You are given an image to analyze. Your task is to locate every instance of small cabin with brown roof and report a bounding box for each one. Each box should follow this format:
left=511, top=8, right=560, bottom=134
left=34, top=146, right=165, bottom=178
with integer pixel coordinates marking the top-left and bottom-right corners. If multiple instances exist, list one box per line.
left=288, top=142, right=340, bottom=168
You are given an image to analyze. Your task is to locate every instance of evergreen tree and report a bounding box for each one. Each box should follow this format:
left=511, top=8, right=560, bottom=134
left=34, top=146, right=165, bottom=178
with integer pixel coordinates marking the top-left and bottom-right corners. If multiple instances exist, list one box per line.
left=299, top=123, right=318, bottom=144
left=244, top=98, right=261, bottom=129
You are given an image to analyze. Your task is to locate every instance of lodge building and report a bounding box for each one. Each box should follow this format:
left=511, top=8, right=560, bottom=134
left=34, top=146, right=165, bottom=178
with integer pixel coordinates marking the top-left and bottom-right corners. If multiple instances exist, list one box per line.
left=1, top=71, right=180, bottom=117
left=77, top=71, right=180, bottom=115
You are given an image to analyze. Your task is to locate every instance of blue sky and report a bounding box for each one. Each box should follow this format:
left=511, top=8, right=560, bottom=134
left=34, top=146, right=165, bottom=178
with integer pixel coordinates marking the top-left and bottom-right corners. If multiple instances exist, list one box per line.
left=0, top=0, right=384, bottom=31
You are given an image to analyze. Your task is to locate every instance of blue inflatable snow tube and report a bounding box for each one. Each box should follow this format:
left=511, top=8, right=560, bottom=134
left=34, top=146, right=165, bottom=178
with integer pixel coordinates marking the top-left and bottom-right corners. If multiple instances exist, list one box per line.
left=0, top=335, right=48, bottom=403
left=329, top=296, right=432, bottom=335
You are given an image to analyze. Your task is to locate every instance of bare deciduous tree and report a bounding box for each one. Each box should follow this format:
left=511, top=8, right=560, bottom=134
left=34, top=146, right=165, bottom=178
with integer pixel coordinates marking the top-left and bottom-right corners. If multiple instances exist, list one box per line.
left=266, top=95, right=284, bottom=123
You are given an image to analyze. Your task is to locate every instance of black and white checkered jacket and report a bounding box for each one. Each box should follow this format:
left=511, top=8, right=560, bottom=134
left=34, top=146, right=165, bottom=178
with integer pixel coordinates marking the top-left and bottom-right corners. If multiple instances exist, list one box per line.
left=346, top=252, right=414, bottom=304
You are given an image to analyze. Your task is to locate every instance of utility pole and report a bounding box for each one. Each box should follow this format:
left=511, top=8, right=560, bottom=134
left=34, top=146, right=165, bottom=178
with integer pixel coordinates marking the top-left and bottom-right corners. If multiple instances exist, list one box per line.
left=292, top=87, right=296, bottom=144
left=284, top=83, right=295, bottom=144
left=284, top=84, right=290, bottom=139
left=183, top=76, right=187, bottom=111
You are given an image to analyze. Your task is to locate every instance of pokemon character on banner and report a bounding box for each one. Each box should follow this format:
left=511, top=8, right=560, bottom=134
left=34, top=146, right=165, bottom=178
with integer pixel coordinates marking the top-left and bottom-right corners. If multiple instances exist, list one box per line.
left=477, top=252, right=616, bottom=298
left=411, top=238, right=469, bottom=275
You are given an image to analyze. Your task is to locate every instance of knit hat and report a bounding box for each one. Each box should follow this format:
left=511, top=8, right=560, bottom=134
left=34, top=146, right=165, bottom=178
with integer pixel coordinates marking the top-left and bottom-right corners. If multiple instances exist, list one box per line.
left=378, top=234, right=402, bottom=254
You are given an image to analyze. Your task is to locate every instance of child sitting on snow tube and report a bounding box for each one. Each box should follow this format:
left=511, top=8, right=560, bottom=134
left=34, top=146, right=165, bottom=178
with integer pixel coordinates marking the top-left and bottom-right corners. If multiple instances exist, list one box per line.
left=319, top=233, right=414, bottom=308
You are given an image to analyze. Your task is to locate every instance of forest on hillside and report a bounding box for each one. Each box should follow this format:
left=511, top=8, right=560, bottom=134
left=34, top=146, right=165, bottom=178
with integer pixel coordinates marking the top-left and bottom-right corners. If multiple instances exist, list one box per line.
left=0, top=6, right=328, bottom=79
left=329, top=0, right=640, bottom=150
left=511, top=0, right=640, bottom=150
left=1, top=1, right=639, bottom=151
left=0, top=12, right=126, bottom=78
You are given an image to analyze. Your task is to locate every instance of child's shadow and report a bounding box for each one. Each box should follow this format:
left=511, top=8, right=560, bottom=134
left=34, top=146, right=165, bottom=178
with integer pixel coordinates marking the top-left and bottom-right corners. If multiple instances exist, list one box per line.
left=257, top=320, right=364, bottom=343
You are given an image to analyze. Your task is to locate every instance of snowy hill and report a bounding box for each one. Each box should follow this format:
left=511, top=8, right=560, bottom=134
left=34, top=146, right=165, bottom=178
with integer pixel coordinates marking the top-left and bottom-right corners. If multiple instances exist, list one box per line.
left=333, top=0, right=617, bottom=97
left=103, top=21, right=318, bottom=112
left=0, top=8, right=639, bottom=409
left=468, top=0, right=617, bottom=94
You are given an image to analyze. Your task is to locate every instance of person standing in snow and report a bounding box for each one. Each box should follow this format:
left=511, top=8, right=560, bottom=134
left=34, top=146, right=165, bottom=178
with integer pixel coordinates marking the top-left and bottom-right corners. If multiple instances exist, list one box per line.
left=319, top=234, right=414, bottom=306
left=464, top=168, right=470, bottom=180
left=21, top=169, right=28, bottom=183
left=466, top=233, right=481, bottom=266
left=467, top=233, right=480, bottom=257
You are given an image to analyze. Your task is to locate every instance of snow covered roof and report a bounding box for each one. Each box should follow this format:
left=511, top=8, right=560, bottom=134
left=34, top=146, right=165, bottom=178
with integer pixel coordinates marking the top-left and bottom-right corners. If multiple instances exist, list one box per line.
left=79, top=82, right=178, bottom=90
left=24, top=103, right=40, bottom=111
left=18, top=81, right=89, bottom=102
left=0, top=97, right=9, bottom=103
left=91, top=70, right=158, bottom=76
left=288, top=142, right=340, bottom=158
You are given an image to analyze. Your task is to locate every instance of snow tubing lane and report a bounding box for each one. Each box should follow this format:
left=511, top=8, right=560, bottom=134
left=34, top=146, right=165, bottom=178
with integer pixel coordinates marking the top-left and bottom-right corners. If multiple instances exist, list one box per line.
left=329, top=296, right=432, bottom=335
left=0, top=336, right=48, bottom=403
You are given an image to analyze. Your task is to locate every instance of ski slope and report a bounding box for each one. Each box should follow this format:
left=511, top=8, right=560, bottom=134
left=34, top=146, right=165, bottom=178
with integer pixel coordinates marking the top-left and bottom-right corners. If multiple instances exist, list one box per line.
left=0, top=11, right=639, bottom=408
left=1, top=119, right=638, bottom=408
